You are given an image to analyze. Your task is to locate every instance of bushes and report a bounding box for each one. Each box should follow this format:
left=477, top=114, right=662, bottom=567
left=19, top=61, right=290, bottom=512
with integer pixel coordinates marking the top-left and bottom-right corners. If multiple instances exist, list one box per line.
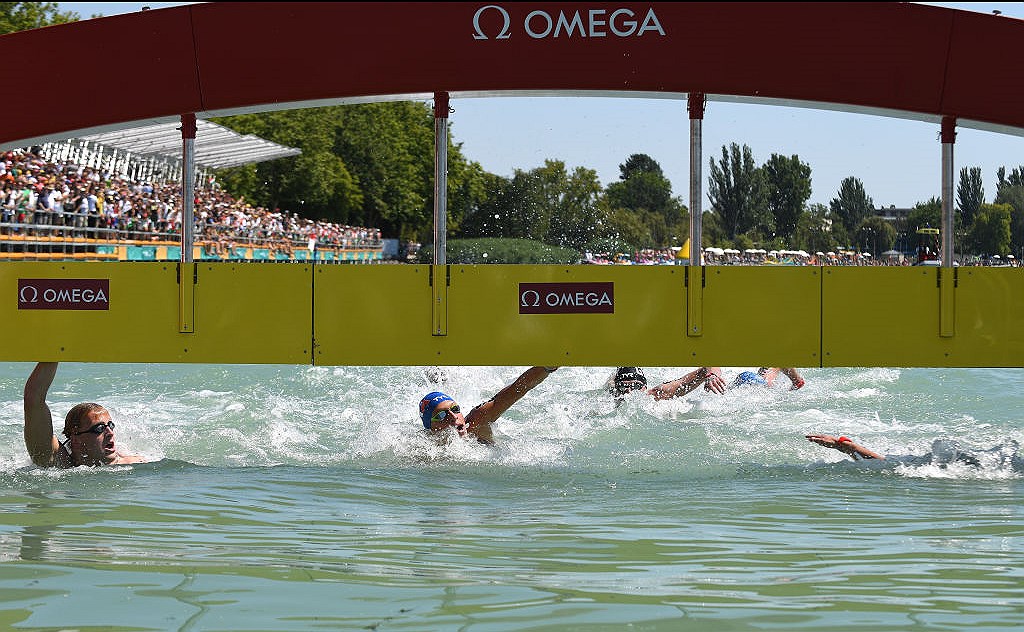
left=417, top=238, right=580, bottom=264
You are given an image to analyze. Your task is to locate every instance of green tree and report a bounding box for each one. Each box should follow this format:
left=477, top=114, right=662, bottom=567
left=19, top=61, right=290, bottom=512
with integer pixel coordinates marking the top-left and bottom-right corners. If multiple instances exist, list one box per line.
left=215, top=108, right=364, bottom=224
left=793, top=203, right=838, bottom=254
left=490, top=168, right=550, bottom=242
left=956, top=166, right=984, bottom=227
left=900, top=197, right=945, bottom=256
left=536, top=161, right=606, bottom=250
left=606, top=154, right=675, bottom=215
left=330, top=102, right=436, bottom=237
left=708, top=143, right=768, bottom=239
left=966, top=203, right=1012, bottom=256
left=700, top=209, right=728, bottom=248
left=855, top=215, right=896, bottom=255
left=829, top=177, right=873, bottom=235
left=447, top=152, right=489, bottom=239
left=994, top=167, right=1024, bottom=256
left=418, top=238, right=579, bottom=264
left=905, top=197, right=942, bottom=234
left=604, top=153, right=687, bottom=249
left=996, top=165, right=1024, bottom=190
left=459, top=172, right=514, bottom=239
left=215, top=103, right=483, bottom=240
left=761, top=153, right=812, bottom=242
left=0, top=2, right=78, bottom=34
left=458, top=160, right=606, bottom=250
left=603, top=207, right=653, bottom=251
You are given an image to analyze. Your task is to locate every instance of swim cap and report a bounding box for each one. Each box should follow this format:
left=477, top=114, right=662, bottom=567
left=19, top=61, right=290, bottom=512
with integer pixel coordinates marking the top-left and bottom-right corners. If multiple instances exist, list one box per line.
left=419, top=391, right=454, bottom=428
left=612, top=367, right=647, bottom=397
left=733, top=371, right=768, bottom=387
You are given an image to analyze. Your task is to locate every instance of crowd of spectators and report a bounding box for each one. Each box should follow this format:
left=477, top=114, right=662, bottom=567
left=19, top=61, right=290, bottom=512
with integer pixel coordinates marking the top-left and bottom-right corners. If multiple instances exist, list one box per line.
left=0, top=149, right=382, bottom=254
left=583, top=246, right=1018, bottom=266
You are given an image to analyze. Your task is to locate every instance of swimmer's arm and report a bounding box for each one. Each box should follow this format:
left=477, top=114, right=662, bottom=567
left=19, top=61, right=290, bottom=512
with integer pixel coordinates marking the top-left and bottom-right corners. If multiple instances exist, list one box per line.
left=805, top=434, right=885, bottom=461
left=781, top=368, right=805, bottom=390
left=466, top=366, right=558, bottom=430
left=23, top=362, right=60, bottom=467
left=114, top=452, right=149, bottom=464
left=649, top=367, right=724, bottom=399
left=758, top=367, right=805, bottom=390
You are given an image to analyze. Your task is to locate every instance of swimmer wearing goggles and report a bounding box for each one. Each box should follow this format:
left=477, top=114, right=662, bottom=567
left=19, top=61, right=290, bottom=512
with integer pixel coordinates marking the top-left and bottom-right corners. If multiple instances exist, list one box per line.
left=24, top=362, right=149, bottom=468
left=418, top=366, right=558, bottom=444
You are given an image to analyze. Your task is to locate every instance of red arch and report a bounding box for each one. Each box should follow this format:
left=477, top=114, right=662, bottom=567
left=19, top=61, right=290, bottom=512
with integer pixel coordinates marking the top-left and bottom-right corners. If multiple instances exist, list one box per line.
left=2, top=2, right=1023, bottom=146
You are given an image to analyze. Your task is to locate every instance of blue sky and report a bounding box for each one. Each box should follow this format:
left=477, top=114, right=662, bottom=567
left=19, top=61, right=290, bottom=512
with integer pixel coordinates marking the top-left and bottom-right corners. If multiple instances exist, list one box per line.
left=60, top=2, right=1024, bottom=209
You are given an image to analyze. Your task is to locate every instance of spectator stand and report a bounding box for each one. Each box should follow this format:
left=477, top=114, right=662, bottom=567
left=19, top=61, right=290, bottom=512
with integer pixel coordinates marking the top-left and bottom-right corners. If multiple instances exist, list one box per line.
left=0, top=122, right=384, bottom=264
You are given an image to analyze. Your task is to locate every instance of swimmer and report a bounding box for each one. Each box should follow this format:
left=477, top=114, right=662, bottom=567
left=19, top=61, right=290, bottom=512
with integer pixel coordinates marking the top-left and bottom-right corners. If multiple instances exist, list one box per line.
left=418, top=366, right=558, bottom=445
left=23, top=362, right=148, bottom=468
left=806, top=433, right=1020, bottom=469
left=608, top=366, right=726, bottom=401
left=731, top=367, right=805, bottom=390
left=609, top=366, right=804, bottom=401
left=805, top=433, right=885, bottom=460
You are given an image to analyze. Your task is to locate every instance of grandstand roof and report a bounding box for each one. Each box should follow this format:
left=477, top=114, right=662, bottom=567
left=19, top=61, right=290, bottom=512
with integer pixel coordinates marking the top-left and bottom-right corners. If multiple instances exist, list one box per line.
left=77, top=119, right=301, bottom=169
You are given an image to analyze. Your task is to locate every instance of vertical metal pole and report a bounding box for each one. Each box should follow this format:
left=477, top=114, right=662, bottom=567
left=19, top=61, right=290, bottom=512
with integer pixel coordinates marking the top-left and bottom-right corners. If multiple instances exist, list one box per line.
left=431, top=92, right=450, bottom=336
left=181, top=113, right=197, bottom=263
left=940, top=116, right=956, bottom=268
left=688, top=93, right=706, bottom=265
left=686, top=93, right=706, bottom=338
left=433, top=92, right=449, bottom=266
left=939, top=115, right=956, bottom=337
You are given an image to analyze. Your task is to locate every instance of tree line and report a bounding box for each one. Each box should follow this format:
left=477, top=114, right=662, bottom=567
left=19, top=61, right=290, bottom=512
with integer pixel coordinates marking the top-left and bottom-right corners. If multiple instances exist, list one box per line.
left=212, top=105, right=689, bottom=256
left=214, top=102, right=1024, bottom=260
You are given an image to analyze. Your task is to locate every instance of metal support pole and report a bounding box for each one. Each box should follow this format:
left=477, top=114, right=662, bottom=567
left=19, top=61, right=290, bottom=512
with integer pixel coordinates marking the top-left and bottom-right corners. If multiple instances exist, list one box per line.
left=940, top=116, right=956, bottom=268
left=686, top=93, right=706, bottom=338
left=939, top=115, right=956, bottom=337
left=431, top=92, right=450, bottom=336
left=433, top=92, right=449, bottom=266
left=177, top=113, right=198, bottom=334
left=688, top=92, right=706, bottom=265
left=181, top=113, right=197, bottom=263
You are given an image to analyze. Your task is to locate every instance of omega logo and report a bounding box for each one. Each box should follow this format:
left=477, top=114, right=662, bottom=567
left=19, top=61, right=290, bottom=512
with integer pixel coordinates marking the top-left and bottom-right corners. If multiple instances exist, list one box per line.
left=18, top=278, right=110, bottom=311
left=473, top=5, right=666, bottom=40
left=519, top=282, right=615, bottom=314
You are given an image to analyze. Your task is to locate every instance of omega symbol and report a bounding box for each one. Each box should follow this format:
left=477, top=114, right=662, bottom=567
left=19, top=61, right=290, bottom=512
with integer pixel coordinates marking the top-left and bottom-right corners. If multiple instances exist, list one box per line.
left=473, top=5, right=511, bottom=40
left=520, top=289, right=540, bottom=307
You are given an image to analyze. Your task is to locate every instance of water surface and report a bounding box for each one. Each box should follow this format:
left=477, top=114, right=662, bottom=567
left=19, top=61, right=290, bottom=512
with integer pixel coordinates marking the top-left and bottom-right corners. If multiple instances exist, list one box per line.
left=0, top=363, right=1020, bottom=630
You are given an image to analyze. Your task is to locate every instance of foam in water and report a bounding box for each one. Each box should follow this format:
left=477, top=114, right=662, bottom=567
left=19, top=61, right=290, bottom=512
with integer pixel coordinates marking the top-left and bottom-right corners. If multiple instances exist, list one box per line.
left=0, top=364, right=1019, bottom=479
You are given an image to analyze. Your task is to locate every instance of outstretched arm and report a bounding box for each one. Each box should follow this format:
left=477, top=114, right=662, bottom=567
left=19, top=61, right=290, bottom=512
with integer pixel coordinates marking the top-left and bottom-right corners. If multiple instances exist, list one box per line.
left=805, top=433, right=884, bottom=461
left=24, top=362, right=60, bottom=467
left=758, top=367, right=805, bottom=389
left=466, top=367, right=558, bottom=435
left=649, top=367, right=725, bottom=399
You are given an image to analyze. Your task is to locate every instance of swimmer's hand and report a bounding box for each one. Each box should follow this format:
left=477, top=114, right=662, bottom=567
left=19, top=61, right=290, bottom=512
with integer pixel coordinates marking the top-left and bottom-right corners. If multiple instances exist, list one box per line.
left=805, top=433, right=843, bottom=449
left=806, top=433, right=884, bottom=461
left=703, top=373, right=726, bottom=395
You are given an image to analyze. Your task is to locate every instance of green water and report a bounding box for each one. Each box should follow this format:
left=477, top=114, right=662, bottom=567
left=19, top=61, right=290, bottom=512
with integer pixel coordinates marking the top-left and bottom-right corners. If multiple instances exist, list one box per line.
left=0, top=364, right=1021, bottom=630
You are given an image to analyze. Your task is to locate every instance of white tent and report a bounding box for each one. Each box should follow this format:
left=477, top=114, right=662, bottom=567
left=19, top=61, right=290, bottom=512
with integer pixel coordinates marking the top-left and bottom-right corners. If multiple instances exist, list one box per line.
left=78, top=120, right=301, bottom=169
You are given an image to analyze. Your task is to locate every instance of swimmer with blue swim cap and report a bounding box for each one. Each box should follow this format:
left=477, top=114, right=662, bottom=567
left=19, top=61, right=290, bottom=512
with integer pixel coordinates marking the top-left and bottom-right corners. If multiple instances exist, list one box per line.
left=728, top=367, right=805, bottom=390
left=733, top=371, right=768, bottom=387
left=418, top=366, right=558, bottom=444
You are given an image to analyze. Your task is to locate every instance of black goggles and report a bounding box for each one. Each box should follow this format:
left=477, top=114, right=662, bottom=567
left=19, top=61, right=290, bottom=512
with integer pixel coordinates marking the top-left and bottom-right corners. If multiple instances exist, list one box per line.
left=74, top=420, right=115, bottom=436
